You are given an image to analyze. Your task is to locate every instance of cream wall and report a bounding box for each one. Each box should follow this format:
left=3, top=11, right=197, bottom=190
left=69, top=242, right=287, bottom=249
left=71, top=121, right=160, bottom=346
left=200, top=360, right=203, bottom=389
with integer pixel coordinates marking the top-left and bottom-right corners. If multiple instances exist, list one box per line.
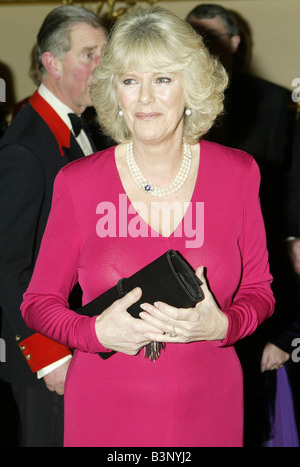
left=0, top=0, right=299, bottom=104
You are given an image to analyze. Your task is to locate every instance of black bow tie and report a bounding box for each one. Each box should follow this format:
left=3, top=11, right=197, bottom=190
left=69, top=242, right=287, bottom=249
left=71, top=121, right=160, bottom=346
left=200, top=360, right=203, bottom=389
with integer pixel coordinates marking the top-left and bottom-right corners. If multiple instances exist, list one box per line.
left=68, top=113, right=89, bottom=137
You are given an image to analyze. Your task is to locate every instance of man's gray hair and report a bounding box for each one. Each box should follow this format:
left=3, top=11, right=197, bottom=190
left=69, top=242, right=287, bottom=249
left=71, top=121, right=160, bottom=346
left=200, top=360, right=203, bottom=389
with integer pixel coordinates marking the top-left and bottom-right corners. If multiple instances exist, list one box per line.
left=186, top=4, right=239, bottom=37
left=37, top=5, right=107, bottom=75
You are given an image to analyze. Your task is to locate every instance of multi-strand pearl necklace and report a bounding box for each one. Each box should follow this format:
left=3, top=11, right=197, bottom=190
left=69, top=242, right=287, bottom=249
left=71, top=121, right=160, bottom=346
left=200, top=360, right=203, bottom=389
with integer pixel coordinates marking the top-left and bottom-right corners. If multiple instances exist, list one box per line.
left=126, top=140, right=192, bottom=197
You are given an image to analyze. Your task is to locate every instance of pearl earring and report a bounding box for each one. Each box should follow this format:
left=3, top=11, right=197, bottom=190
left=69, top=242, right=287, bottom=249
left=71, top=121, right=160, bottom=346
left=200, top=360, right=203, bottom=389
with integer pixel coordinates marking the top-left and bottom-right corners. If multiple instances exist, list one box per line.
left=185, top=108, right=192, bottom=116
left=118, top=109, right=124, bottom=117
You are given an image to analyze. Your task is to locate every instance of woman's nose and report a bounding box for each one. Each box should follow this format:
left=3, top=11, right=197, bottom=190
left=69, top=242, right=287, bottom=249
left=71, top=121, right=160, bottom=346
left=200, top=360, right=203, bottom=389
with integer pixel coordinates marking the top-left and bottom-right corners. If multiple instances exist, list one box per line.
left=138, top=81, right=154, bottom=104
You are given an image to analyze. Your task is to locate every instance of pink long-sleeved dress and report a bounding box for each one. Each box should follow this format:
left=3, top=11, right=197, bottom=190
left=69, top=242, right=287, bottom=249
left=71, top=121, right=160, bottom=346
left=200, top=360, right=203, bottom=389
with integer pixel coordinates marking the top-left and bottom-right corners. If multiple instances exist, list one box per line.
left=21, top=141, right=274, bottom=447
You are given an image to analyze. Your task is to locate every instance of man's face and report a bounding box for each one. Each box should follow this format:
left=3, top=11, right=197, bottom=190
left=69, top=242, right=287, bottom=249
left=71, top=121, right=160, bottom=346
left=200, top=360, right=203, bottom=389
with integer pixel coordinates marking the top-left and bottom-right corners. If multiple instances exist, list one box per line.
left=188, top=14, right=240, bottom=71
left=56, top=22, right=107, bottom=114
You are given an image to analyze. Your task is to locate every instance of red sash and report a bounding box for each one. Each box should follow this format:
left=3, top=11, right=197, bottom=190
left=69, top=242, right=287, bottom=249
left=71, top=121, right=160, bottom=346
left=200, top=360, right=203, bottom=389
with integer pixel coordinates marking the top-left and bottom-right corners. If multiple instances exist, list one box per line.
left=29, top=90, right=71, bottom=156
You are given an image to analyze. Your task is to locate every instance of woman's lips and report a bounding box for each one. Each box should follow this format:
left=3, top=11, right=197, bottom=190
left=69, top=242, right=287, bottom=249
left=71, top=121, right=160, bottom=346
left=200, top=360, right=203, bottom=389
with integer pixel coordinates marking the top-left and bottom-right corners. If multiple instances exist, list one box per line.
left=135, top=112, right=162, bottom=120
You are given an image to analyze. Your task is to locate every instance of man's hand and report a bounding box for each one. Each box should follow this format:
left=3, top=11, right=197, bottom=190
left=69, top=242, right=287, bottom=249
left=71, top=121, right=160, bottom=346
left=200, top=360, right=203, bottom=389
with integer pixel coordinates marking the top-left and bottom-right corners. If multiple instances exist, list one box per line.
left=260, top=342, right=290, bottom=372
left=43, top=359, right=71, bottom=395
left=287, top=238, right=300, bottom=275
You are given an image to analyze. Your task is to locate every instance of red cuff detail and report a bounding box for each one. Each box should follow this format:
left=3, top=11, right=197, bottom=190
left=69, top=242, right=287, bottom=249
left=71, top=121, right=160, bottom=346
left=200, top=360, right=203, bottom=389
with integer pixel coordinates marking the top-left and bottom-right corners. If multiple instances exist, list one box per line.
left=18, top=333, right=71, bottom=373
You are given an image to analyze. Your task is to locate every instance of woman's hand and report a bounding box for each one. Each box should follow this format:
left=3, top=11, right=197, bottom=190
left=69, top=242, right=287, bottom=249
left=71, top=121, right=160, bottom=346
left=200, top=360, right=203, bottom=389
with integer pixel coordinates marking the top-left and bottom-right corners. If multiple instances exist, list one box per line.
left=95, top=287, right=165, bottom=355
left=139, top=266, right=229, bottom=344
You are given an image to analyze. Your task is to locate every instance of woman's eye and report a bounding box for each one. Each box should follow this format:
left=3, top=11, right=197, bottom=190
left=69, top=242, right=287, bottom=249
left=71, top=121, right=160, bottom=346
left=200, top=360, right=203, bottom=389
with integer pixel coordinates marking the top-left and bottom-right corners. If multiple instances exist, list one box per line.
left=157, top=77, right=171, bottom=83
left=123, top=79, right=136, bottom=85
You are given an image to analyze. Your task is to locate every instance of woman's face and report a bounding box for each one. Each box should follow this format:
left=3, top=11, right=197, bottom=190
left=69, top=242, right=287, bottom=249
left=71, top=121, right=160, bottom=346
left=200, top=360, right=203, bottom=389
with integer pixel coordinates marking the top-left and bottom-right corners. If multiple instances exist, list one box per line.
left=116, top=70, right=186, bottom=144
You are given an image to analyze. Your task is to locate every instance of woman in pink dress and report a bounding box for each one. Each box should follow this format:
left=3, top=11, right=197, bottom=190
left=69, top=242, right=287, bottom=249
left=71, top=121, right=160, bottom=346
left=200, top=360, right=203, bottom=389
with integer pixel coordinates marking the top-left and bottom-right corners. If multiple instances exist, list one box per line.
left=21, top=6, right=275, bottom=447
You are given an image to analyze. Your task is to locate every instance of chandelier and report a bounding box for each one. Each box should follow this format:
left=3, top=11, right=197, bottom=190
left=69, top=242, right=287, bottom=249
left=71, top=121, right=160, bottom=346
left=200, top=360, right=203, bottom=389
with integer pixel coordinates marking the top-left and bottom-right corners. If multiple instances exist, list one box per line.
left=95, top=1, right=159, bottom=21
left=0, top=0, right=162, bottom=12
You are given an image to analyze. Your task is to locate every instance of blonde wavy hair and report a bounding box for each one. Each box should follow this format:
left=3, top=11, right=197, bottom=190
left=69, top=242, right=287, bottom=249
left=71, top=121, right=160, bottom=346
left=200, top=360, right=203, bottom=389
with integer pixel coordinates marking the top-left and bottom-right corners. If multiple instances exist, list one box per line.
left=90, top=6, right=228, bottom=144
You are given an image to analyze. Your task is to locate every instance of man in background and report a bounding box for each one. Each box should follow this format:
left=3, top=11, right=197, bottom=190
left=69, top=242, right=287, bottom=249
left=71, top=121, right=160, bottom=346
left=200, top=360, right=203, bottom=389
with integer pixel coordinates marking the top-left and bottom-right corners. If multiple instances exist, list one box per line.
left=0, top=5, right=107, bottom=446
left=186, top=3, right=300, bottom=447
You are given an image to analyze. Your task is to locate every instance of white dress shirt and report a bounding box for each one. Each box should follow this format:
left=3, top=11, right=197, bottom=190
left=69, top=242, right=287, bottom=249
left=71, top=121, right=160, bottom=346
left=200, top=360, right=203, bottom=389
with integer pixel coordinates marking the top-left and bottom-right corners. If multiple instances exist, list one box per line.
left=38, top=84, right=94, bottom=157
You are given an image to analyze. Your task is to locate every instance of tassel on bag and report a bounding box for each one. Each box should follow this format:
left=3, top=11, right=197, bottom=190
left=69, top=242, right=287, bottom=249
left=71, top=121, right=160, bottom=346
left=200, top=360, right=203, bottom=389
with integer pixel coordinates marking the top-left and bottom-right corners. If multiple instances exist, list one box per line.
left=144, top=341, right=167, bottom=361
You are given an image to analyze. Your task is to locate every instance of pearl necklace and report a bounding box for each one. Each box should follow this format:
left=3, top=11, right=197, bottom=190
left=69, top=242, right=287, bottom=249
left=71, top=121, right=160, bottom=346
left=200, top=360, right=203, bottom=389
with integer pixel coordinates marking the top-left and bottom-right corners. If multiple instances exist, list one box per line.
left=126, top=140, right=192, bottom=197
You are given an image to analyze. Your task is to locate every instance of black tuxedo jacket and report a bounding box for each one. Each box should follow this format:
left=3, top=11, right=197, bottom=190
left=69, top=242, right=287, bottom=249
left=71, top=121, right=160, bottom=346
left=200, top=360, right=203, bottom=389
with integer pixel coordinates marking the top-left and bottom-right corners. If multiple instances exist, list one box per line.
left=0, top=91, right=97, bottom=389
left=208, top=72, right=290, bottom=164
left=285, top=114, right=300, bottom=237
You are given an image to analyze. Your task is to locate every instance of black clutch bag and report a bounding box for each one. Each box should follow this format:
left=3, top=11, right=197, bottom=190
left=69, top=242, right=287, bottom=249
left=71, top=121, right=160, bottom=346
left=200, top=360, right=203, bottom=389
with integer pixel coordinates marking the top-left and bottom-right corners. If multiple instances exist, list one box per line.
left=76, top=249, right=204, bottom=360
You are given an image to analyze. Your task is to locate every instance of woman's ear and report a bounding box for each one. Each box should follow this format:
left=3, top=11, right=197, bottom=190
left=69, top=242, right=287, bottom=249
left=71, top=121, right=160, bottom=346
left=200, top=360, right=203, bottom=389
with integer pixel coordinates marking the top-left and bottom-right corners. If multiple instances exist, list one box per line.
left=41, top=52, right=62, bottom=80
